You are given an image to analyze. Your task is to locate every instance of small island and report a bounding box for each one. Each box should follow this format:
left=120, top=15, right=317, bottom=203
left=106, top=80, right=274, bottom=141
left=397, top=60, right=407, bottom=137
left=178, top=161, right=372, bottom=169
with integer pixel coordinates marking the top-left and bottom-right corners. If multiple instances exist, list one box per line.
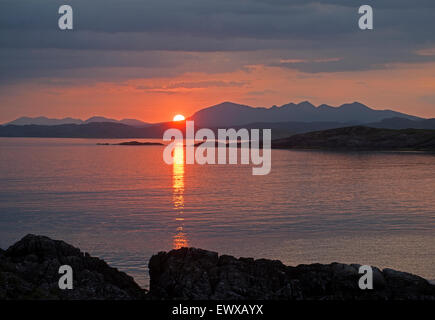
left=97, top=141, right=164, bottom=146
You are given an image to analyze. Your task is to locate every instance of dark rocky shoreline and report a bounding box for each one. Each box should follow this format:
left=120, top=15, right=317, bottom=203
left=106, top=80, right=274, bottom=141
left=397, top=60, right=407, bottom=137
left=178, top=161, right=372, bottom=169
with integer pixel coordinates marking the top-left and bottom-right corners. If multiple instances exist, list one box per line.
left=1, top=235, right=434, bottom=300
left=272, top=126, right=435, bottom=151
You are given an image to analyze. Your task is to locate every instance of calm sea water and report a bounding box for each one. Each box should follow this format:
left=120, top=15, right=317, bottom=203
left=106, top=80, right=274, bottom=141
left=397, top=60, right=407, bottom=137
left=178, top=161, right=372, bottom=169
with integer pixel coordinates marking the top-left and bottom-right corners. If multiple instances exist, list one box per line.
left=0, top=138, right=434, bottom=287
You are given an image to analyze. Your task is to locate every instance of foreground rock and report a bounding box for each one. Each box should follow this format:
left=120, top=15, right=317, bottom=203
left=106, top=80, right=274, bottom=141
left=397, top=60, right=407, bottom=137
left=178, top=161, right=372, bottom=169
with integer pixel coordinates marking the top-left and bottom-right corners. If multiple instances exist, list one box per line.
left=148, top=248, right=435, bottom=300
left=272, top=126, right=435, bottom=151
left=2, top=236, right=434, bottom=300
left=0, top=235, right=145, bottom=300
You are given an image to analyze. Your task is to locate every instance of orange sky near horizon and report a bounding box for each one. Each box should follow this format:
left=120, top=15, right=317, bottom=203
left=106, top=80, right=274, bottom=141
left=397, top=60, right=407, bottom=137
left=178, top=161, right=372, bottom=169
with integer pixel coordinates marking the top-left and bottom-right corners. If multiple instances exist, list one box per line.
left=1, top=61, right=435, bottom=123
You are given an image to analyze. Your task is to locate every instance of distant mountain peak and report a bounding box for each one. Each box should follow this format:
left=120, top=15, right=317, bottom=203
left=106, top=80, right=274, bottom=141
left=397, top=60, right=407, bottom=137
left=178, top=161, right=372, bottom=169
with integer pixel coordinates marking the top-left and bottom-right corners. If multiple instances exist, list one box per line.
left=296, top=101, right=316, bottom=109
left=212, top=101, right=252, bottom=109
left=338, top=102, right=371, bottom=110
left=85, top=116, right=117, bottom=123
left=298, top=100, right=313, bottom=105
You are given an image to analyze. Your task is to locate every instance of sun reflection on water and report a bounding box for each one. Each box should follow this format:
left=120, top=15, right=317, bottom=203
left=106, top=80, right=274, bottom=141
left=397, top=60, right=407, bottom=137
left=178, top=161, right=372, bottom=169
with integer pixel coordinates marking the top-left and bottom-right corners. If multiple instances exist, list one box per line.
left=172, top=143, right=188, bottom=249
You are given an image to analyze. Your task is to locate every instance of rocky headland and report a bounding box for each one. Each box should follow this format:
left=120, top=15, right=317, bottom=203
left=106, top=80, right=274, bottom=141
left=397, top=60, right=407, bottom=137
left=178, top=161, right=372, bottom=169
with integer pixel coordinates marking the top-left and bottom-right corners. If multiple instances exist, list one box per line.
left=1, top=235, right=434, bottom=300
left=272, top=126, right=435, bottom=151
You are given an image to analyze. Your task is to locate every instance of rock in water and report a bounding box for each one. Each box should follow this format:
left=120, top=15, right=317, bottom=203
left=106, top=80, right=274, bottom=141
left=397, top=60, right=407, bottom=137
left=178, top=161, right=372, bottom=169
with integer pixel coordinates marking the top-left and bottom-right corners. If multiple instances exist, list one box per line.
left=0, top=234, right=145, bottom=300
left=148, top=247, right=435, bottom=300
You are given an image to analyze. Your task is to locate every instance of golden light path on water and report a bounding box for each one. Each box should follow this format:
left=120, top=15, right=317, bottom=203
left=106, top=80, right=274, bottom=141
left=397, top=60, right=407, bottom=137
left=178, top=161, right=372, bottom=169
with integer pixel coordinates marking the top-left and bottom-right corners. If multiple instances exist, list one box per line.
left=172, top=142, right=188, bottom=249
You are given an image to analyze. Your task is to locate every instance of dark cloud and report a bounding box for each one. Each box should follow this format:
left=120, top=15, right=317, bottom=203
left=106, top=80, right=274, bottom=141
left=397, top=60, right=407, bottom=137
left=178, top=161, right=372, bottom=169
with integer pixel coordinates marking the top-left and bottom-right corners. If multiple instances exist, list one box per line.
left=0, top=49, right=253, bottom=84
left=136, top=80, right=247, bottom=91
left=163, top=80, right=247, bottom=89
left=246, top=89, right=277, bottom=96
left=0, top=0, right=434, bottom=82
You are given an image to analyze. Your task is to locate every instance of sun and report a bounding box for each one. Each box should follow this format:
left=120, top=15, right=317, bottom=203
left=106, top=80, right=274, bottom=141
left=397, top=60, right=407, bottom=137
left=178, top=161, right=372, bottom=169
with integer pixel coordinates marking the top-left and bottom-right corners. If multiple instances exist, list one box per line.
left=173, top=114, right=185, bottom=122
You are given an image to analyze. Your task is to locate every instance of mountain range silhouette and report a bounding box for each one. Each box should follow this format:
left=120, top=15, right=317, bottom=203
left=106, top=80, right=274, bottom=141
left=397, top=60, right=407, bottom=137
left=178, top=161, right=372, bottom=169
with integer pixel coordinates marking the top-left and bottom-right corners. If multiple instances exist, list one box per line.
left=1, top=101, right=434, bottom=139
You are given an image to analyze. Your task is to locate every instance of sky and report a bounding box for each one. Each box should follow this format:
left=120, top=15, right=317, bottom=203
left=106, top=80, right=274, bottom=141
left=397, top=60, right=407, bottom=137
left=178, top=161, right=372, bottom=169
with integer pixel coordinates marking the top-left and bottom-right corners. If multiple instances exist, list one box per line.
left=1, top=0, right=435, bottom=123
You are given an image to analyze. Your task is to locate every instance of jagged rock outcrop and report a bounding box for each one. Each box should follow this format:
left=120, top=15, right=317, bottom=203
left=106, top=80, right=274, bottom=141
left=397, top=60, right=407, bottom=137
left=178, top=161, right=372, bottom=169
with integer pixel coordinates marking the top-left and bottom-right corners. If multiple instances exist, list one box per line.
left=2, top=236, right=434, bottom=300
left=0, top=234, right=145, bottom=300
left=148, top=247, right=435, bottom=300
